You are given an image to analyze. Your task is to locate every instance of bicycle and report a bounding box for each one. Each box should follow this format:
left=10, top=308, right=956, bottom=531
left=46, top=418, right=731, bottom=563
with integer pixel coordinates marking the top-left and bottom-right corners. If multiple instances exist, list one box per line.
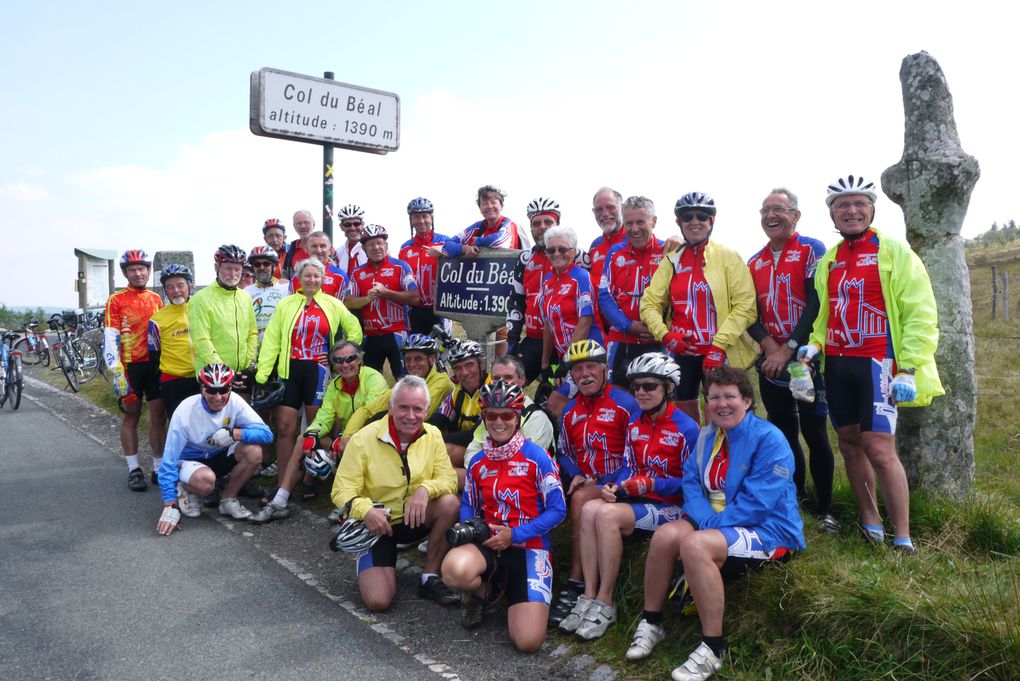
left=48, top=315, right=101, bottom=391
left=14, top=318, right=51, bottom=367
left=0, top=329, right=25, bottom=410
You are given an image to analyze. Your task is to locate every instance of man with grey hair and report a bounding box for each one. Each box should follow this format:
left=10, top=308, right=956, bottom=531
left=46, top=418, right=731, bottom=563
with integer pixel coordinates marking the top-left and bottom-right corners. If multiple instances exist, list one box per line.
left=281, top=209, right=317, bottom=279
left=331, top=374, right=462, bottom=609
left=599, top=196, right=667, bottom=385
left=588, top=187, right=627, bottom=338
left=746, top=188, right=837, bottom=532
left=288, top=230, right=350, bottom=300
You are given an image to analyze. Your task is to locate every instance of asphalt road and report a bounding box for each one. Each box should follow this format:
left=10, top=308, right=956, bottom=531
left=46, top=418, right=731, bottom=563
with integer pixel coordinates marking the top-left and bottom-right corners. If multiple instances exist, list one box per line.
left=0, top=379, right=600, bottom=681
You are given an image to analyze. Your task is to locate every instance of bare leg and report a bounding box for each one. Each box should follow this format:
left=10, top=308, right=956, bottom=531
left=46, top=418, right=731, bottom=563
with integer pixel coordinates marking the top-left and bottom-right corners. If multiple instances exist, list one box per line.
left=643, top=520, right=695, bottom=611
left=861, top=431, right=911, bottom=539
left=593, top=503, right=636, bottom=605
left=678, top=529, right=728, bottom=637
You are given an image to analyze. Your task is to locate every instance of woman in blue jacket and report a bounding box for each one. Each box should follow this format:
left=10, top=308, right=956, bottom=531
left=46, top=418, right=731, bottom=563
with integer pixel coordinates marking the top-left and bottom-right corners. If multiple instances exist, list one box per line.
left=625, top=366, right=804, bottom=681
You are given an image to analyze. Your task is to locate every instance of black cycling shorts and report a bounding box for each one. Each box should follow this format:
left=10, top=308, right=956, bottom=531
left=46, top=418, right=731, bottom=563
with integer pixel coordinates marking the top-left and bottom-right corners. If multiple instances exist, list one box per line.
left=824, top=356, right=896, bottom=434
left=356, top=522, right=431, bottom=573
left=281, top=359, right=328, bottom=410
left=126, top=362, right=162, bottom=402
left=671, top=354, right=706, bottom=401
left=479, top=545, right=553, bottom=606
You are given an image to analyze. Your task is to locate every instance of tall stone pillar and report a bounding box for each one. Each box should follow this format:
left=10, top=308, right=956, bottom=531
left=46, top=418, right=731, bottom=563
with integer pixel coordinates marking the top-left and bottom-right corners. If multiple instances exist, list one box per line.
left=881, top=51, right=979, bottom=499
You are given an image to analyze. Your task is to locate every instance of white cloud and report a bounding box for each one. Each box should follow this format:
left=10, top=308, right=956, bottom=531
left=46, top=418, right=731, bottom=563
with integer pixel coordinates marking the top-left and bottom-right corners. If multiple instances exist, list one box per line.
left=0, top=182, right=48, bottom=201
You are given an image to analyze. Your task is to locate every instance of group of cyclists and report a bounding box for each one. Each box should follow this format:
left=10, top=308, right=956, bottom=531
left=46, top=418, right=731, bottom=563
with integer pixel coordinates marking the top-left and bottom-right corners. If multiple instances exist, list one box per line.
left=101, top=176, right=941, bottom=681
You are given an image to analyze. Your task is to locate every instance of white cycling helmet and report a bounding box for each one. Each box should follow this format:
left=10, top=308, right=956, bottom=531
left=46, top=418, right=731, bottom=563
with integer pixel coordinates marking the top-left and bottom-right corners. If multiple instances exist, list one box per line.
left=329, top=503, right=387, bottom=553
left=337, top=204, right=365, bottom=221
left=825, top=174, right=877, bottom=207
left=627, top=352, right=683, bottom=389
left=526, top=197, right=561, bottom=220
left=303, top=449, right=336, bottom=479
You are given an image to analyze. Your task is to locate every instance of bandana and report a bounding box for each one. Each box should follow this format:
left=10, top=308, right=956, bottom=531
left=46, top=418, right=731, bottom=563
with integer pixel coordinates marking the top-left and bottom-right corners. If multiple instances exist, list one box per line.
left=482, top=428, right=525, bottom=461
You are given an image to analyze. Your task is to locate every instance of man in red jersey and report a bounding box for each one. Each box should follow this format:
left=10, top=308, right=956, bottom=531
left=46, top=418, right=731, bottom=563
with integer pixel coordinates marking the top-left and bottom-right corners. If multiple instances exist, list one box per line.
left=289, top=231, right=350, bottom=300
left=104, top=249, right=167, bottom=491
left=399, top=197, right=451, bottom=335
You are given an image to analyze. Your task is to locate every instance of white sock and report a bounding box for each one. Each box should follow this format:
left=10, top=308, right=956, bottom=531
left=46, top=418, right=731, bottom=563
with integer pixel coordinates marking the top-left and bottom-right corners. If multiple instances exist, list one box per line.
left=126, top=455, right=140, bottom=471
left=152, top=457, right=163, bottom=471
left=421, top=573, right=438, bottom=585
left=273, top=489, right=290, bottom=507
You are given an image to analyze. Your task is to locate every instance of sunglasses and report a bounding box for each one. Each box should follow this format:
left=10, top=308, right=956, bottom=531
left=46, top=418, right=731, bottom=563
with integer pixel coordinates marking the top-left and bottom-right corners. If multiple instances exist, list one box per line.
left=546, top=246, right=573, bottom=254
left=331, top=355, right=360, bottom=364
left=202, top=386, right=231, bottom=395
left=342, top=220, right=364, bottom=228
left=252, top=261, right=274, bottom=268
left=483, top=411, right=518, bottom=422
left=679, top=211, right=712, bottom=223
left=631, top=381, right=663, bottom=393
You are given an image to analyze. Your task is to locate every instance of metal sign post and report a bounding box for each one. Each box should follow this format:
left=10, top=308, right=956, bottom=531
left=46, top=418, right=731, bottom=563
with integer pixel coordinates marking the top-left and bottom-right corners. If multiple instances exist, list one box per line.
left=322, top=71, right=335, bottom=240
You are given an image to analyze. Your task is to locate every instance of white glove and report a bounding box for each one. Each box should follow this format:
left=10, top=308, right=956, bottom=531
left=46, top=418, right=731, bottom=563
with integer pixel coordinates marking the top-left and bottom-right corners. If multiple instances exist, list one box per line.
left=796, top=344, right=820, bottom=362
left=207, top=427, right=233, bottom=447
left=890, top=373, right=917, bottom=404
left=159, top=505, right=181, bottom=527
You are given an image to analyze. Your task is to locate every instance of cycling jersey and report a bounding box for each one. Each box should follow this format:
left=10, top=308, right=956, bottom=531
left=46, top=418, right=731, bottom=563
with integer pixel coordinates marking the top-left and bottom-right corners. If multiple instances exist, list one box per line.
left=335, top=240, right=367, bottom=276
left=104, top=286, right=163, bottom=372
left=157, top=392, right=274, bottom=503
left=188, top=281, right=258, bottom=373
left=747, top=233, right=826, bottom=346
left=147, top=303, right=194, bottom=378
left=280, top=239, right=310, bottom=279
left=599, top=239, right=665, bottom=343
left=558, top=383, right=640, bottom=482
left=431, top=375, right=490, bottom=436
left=609, top=403, right=699, bottom=504
left=307, top=365, right=389, bottom=436
left=289, top=299, right=331, bottom=360
left=244, top=280, right=290, bottom=344
left=463, top=437, right=566, bottom=550
left=539, top=265, right=603, bottom=357
left=399, top=231, right=451, bottom=308
left=349, top=257, right=418, bottom=335
left=589, top=229, right=627, bottom=334
left=465, top=396, right=555, bottom=463
left=443, top=216, right=522, bottom=256
left=820, top=230, right=890, bottom=358
left=506, top=247, right=590, bottom=346
left=289, top=263, right=350, bottom=300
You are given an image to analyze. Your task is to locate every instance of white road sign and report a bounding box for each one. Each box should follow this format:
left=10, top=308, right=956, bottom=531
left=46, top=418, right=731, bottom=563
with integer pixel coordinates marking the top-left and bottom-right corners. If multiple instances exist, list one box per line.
left=250, top=67, right=399, bottom=154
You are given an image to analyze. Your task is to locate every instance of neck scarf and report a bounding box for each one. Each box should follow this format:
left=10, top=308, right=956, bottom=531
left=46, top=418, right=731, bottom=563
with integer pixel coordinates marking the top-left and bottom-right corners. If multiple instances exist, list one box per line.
left=483, top=427, right=525, bottom=461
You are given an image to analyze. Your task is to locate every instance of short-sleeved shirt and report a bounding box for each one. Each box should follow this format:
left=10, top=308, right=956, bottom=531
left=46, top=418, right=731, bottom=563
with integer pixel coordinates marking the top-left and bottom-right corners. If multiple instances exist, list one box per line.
left=558, top=383, right=640, bottom=482
left=104, top=287, right=164, bottom=367
left=245, top=281, right=290, bottom=344
left=599, top=239, right=665, bottom=343
left=399, top=231, right=451, bottom=308
left=747, top=233, right=826, bottom=343
left=539, top=265, right=602, bottom=357
left=350, top=257, right=418, bottom=335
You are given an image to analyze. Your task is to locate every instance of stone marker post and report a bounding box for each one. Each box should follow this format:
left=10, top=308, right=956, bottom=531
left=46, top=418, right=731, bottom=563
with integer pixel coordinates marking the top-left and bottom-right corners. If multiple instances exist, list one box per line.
left=881, top=51, right=979, bottom=499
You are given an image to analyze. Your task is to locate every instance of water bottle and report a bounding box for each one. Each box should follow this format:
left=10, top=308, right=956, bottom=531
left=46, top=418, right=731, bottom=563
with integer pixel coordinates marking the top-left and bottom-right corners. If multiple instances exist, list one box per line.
left=787, top=361, right=816, bottom=403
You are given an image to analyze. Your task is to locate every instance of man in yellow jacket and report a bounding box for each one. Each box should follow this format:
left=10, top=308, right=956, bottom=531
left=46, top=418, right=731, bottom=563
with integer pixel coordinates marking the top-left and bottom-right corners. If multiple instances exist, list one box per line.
left=332, top=376, right=461, bottom=611
left=639, top=192, right=757, bottom=422
left=798, top=174, right=943, bottom=555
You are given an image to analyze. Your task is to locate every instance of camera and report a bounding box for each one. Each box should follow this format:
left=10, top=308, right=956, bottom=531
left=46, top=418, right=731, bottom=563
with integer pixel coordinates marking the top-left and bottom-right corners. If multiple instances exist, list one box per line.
left=429, top=324, right=457, bottom=350
left=445, top=517, right=491, bottom=547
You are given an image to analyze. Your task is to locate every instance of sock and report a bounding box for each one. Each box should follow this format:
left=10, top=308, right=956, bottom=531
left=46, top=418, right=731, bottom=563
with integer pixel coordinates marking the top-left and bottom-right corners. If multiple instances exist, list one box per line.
left=152, top=457, right=163, bottom=471
left=273, top=488, right=290, bottom=507
left=643, top=610, right=663, bottom=625
left=126, top=455, right=140, bottom=471
left=703, top=635, right=727, bottom=658
left=567, top=578, right=585, bottom=592
left=893, top=537, right=915, bottom=548
left=861, top=523, right=884, bottom=538
left=421, top=572, right=437, bottom=585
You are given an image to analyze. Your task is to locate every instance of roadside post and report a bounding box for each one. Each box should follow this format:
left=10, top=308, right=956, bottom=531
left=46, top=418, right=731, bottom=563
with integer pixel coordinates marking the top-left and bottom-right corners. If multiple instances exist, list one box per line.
left=434, top=248, right=521, bottom=367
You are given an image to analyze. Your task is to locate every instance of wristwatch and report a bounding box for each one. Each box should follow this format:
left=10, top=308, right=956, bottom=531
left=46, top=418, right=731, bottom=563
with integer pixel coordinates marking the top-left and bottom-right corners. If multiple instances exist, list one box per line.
left=786, top=339, right=799, bottom=351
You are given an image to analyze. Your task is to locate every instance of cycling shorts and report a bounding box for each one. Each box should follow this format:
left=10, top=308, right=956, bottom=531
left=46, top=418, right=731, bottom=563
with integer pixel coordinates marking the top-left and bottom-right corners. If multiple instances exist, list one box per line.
left=479, top=546, right=554, bottom=606
left=824, top=356, right=896, bottom=434
left=126, top=361, right=162, bottom=402
left=630, top=501, right=684, bottom=539
left=281, top=359, right=328, bottom=409
left=160, top=377, right=200, bottom=419
left=670, top=354, right=706, bottom=402
left=179, top=448, right=238, bottom=483
left=608, top=341, right=663, bottom=387
left=356, top=522, right=431, bottom=573
left=717, top=526, right=794, bottom=580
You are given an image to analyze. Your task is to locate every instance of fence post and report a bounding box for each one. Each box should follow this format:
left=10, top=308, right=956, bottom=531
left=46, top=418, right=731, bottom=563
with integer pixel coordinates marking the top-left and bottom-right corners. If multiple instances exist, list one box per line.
left=1002, top=272, right=1009, bottom=320
left=991, top=266, right=998, bottom=320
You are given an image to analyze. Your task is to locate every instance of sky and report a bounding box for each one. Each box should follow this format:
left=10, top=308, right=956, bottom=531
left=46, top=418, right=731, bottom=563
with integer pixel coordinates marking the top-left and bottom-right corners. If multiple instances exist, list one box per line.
left=1, top=1, right=1017, bottom=308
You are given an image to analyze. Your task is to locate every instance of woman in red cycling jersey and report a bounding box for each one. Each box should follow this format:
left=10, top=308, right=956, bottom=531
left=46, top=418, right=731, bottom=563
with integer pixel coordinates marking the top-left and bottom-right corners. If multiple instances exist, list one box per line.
left=539, top=225, right=603, bottom=374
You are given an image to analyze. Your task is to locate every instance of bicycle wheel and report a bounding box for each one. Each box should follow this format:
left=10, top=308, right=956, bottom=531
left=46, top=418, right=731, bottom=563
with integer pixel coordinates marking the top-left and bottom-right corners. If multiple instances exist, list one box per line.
left=71, top=338, right=100, bottom=383
left=13, top=338, right=40, bottom=366
left=59, top=346, right=79, bottom=392
left=9, top=355, right=22, bottom=410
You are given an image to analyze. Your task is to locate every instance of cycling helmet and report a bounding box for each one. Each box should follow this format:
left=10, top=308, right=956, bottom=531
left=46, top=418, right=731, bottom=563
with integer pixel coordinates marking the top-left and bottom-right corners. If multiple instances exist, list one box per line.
left=402, top=333, right=439, bottom=355
left=337, top=204, right=365, bottom=221
left=329, top=503, right=387, bottom=553
left=262, top=218, right=286, bottom=235
left=526, top=197, right=561, bottom=220
left=407, top=197, right=434, bottom=215
left=251, top=380, right=285, bottom=410
left=120, top=249, right=151, bottom=270
left=825, top=174, right=878, bottom=207
left=447, top=339, right=485, bottom=365
left=198, top=363, right=235, bottom=389
left=214, top=244, right=248, bottom=265
left=248, top=245, right=280, bottom=264
left=359, top=224, right=388, bottom=243
left=303, top=449, right=336, bottom=479
left=479, top=380, right=526, bottom=414
left=673, top=192, right=717, bottom=218
left=562, top=339, right=608, bottom=367
left=159, top=264, right=193, bottom=286
left=626, top=352, right=683, bottom=389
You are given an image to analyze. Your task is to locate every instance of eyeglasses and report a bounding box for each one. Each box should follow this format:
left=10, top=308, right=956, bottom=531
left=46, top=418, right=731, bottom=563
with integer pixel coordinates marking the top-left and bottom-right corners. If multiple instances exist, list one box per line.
left=202, top=386, right=231, bottom=395
left=342, top=220, right=364, bottom=228
left=483, top=411, right=518, bottom=422
left=759, top=206, right=795, bottom=215
left=546, top=246, right=573, bottom=255
left=679, top=211, right=712, bottom=223
left=631, top=381, right=662, bottom=393
left=331, top=355, right=360, bottom=364
left=832, top=200, right=872, bottom=211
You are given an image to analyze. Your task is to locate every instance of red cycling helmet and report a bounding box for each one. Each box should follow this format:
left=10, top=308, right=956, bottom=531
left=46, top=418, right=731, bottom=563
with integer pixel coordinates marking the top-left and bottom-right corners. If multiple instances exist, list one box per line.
left=199, top=363, right=235, bottom=389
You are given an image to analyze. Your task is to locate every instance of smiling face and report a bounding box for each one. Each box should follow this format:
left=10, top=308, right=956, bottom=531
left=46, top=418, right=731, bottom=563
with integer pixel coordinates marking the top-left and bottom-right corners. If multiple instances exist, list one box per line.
left=264, top=227, right=286, bottom=251
left=410, top=212, right=433, bottom=237
left=630, top=377, right=666, bottom=411
left=402, top=350, right=433, bottom=378
left=330, top=346, right=361, bottom=380
left=829, top=194, right=875, bottom=236
left=308, top=235, right=332, bottom=263
left=570, top=360, right=607, bottom=397
left=363, top=236, right=388, bottom=263
left=293, top=211, right=315, bottom=239
left=124, top=263, right=150, bottom=289
left=390, top=386, right=428, bottom=441
left=452, top=357, right=482, bottom=392
left=478, top=192, right=503, bottom=223
left=705, top=382, right=752, bottom=431
left=677, top=210, right=714, bottom=245
left=163, top=276, right=190, bottom=305
left=341, top=218, right=364, bottom=243
left=760, top=192, right=800, bottom=247
left=545, top=235, right=574, bottom=273
left=201, top=386, right=231, bottom=411
left=592, top=190, right=622, bottom=235
left=623, top=206, right=656, bottom=249
left=483, top=407, right=519, bottom=445
left=297, top=263, right=322, bottom=295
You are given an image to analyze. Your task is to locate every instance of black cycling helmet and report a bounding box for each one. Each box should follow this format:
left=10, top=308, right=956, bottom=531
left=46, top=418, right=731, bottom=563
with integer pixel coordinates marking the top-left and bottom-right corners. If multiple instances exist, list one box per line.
left=251, top=380, right=285, bottom=410
left=159, top=264, right=193, bottom=286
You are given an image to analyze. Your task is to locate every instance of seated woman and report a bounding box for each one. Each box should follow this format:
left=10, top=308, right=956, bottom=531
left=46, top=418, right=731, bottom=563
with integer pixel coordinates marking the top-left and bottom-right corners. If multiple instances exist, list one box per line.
left=441, top=380, right=566, bottom=652
left=560, top=353, right=698, bottom=641
left=626, top=366, right=804, bottom=681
